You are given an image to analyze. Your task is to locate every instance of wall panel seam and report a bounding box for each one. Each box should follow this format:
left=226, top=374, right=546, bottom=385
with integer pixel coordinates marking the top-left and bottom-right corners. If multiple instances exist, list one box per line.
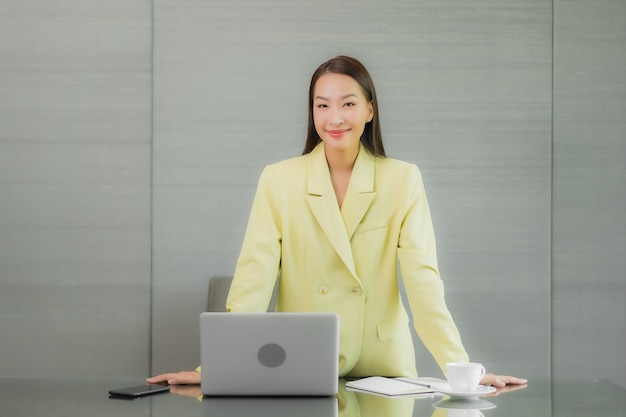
left=549, top=0, right=555, bottom=385
left=149, top=0, right=156, bottom=378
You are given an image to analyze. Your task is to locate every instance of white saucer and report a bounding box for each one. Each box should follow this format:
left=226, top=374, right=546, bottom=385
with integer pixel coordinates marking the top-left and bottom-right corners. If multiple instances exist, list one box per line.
left=432, top=383, right=496, bottom=398
left=433, top=397, right=497, bottom=410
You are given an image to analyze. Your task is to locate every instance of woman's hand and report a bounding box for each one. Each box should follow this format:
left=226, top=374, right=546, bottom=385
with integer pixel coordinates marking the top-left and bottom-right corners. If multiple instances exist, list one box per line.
left=146, top=370, right=201, bottom=385
left=169, top=384, right=203, bottom=398
left=481, top=373, right=528, bottom=388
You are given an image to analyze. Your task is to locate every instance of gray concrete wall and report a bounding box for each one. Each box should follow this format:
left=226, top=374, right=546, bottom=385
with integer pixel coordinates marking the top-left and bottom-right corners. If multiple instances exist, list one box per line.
left=0, top=0, right=623, bottom=387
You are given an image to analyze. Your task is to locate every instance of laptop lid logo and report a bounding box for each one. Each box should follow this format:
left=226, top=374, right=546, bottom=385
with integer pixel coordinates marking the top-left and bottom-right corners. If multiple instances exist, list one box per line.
left=257, top=343, right=286, bottom=368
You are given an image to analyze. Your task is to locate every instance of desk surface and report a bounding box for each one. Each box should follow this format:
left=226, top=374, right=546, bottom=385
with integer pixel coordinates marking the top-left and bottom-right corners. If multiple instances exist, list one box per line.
left=0, top=378, right=623, bottom=417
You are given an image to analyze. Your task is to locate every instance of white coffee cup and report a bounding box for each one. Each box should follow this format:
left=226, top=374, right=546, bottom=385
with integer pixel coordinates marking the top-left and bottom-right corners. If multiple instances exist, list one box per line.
left=446, top=362, right=486, bottom=392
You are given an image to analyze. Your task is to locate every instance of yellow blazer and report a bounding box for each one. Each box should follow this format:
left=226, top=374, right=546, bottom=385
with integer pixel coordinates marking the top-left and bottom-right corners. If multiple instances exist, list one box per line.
left=226, top=142, right=469, bottom=377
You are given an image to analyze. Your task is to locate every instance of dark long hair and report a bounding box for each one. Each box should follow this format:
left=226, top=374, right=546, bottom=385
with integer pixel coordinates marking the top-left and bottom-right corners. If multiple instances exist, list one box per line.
left=302, top=56, right=386, bottom=157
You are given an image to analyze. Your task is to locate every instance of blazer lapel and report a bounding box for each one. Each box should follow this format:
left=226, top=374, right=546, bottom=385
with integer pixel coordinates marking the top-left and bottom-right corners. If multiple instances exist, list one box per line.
left=305, top=144, right=359, bottom=280
left=341, top=146, right=376, bottom=240
left=304, top=143, right=377, bottom=281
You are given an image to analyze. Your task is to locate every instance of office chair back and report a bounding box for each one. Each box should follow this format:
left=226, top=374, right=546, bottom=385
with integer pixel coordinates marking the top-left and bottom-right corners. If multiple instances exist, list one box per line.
left=207, top=276, right=277, bottom=312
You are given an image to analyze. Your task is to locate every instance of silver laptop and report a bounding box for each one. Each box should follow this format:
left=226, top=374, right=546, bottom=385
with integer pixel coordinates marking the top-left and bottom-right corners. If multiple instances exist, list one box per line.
left=199, top=312, right=340, bottom=396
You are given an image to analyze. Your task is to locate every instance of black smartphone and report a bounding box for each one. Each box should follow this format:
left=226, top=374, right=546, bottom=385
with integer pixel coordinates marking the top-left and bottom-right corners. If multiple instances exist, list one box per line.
left=109, top=384, right=170, bottom=398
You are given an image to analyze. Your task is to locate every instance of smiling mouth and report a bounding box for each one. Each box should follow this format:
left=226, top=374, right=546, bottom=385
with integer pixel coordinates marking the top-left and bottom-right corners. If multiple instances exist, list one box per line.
left=327, top=129, right=349, bottom=138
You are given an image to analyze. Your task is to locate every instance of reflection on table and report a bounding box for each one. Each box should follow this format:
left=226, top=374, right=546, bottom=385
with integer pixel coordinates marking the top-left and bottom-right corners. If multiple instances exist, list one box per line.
left=0, top=377, right=623, bottom=417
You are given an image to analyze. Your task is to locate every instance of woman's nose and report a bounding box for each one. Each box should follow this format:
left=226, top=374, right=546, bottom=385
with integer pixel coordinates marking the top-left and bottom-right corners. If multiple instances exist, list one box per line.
left=331, top=110, right=344, bottom=126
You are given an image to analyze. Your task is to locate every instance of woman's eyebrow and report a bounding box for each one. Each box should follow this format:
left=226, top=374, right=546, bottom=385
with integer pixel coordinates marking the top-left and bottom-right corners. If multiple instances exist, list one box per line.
left=314, top=93, right=358, bottom=101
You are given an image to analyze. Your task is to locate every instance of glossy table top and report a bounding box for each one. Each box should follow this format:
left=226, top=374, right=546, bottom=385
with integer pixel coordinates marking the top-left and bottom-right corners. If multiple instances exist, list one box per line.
left=0, top=377, right=623, bottom=417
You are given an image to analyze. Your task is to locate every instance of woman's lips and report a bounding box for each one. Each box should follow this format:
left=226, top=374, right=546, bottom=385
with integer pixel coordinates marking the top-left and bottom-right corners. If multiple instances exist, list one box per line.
left=327, top=129, right=349, bottom=138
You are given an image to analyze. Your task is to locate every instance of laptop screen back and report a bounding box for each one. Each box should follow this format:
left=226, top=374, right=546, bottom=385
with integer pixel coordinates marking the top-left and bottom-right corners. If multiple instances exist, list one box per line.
left=200, top=312, right=339, bottom=396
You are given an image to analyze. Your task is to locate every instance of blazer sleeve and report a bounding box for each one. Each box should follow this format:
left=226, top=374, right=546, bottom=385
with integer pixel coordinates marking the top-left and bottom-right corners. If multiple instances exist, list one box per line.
left=397, top=164, right=469, bottom=374
left=226, top=165, right=282, bottom=312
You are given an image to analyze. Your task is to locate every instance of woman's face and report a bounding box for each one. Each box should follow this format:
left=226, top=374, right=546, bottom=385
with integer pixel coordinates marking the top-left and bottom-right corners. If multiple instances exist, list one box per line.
left=312, top=73, right=373, bottom=155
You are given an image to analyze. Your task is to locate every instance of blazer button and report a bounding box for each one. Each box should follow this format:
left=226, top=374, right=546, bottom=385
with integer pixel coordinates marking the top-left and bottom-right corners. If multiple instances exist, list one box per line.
left=319, top=286, right=328, bottom=294
left=351, top=287, right=363, bottom=296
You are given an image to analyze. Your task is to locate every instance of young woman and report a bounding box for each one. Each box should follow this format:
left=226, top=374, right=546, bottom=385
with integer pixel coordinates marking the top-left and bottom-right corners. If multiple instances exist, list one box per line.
left=148, top=56, right=526, bottom=388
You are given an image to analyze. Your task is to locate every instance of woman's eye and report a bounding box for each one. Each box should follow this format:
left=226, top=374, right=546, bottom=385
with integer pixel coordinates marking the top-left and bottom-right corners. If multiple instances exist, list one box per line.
left=344, top=102, right=355, bottom=107
left=316, top=103, right=328, bottom=108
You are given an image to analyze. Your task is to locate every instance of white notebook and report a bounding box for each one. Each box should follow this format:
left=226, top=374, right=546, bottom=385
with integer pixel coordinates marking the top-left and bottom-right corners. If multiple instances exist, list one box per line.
left=345, top=376, right=435, bottom=396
